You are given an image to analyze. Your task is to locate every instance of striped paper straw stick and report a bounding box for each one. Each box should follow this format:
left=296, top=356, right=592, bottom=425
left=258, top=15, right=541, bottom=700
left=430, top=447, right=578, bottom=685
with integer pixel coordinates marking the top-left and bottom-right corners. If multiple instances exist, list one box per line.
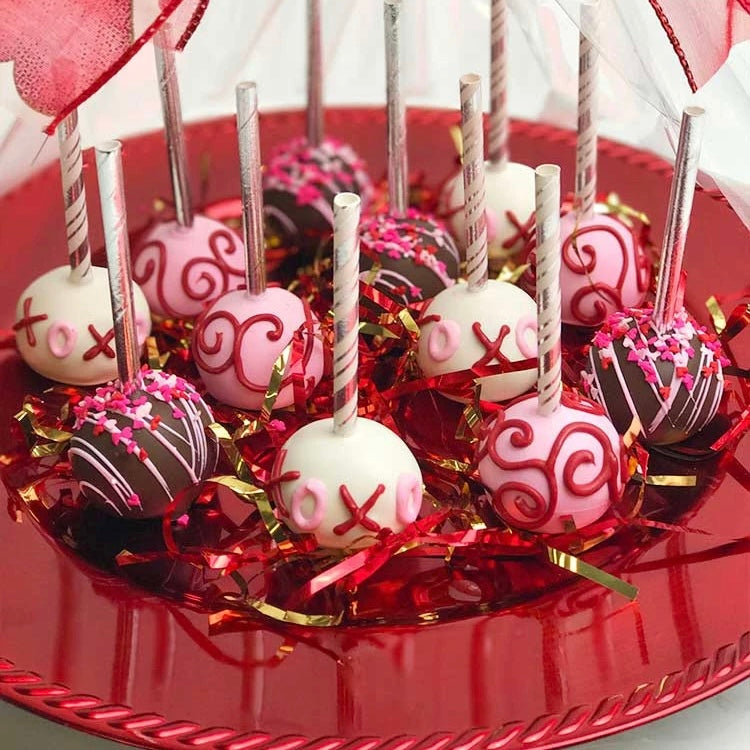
left=307, top=0, right=324, bottom=146
left=154, top=28, right=194, bottom=228
left=574, top=0, right=600, bottom=220
left=95, top=140, right=140, bottom=385
left=384, top=0, right=407, bottom=216
left=653, top=107, right=705, bottom=333
left=332, top=192, right=362, bottom=436
left=535, top=164, right=562, bottom=416
left=235, top=82, right=267, bottom=296
left=58, top=110, right=91, bottom=282
left=488, top=0, right=509, bottom=167
left=461, top=73, right=488, bottom=291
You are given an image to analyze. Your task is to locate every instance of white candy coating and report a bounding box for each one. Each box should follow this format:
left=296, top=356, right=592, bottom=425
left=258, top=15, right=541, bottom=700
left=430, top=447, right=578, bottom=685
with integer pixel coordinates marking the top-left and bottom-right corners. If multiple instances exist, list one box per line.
left=14, top=266, right=152, bottom=386
left=271, top=417, right=423, bottom=549
left=417, top=279, right=538, bottom=403
left=439, top=161, right=536, bottom=259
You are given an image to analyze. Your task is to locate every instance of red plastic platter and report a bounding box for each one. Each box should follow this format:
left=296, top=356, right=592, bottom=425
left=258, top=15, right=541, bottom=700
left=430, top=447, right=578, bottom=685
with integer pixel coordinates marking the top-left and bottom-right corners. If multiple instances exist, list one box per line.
left=0, top=109, right=749, bottom=750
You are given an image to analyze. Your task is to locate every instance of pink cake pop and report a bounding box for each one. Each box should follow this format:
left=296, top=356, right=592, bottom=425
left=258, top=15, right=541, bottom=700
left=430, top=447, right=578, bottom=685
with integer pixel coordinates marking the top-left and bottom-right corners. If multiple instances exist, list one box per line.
left=71, top=141, right=218, bottom=520
left=357, top=0, right=459, bottom=306
left=14, top=109, right=151, bottom=386
left=417, top=74, right=537, bottom=404
left=556, top=0, right=649, bottom=327
left=270, top=193, right=423, bottom=549
left=192, top=83, right=324, bottom=412
left=438, top=0, right=536, bottom=262
left=478, top=165, right=627, bottom=534
left=132, top=29, right=245, bottom=319
left=263, top=0, right=373, bottom=254
left=584, top=108, right=726, bottom=445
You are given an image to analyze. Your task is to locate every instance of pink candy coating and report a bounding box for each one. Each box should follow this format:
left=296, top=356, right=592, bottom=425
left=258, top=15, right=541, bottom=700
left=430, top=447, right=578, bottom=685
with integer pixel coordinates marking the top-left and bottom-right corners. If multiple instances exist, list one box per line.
left=192, top=287, right=324, bottom=411
left=477, top=392, right=627, bottom=534
left=558, top=213, right=650, bottom=328
left=133, top=215, right=246, bottom=319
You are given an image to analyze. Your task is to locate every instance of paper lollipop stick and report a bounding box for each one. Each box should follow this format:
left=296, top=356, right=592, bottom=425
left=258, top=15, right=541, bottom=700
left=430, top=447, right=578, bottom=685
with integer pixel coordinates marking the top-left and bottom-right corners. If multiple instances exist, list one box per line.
left=575, top=0, right=600, bottom=220
left=332, top=193, right=362, bottom=436
left=488, top=0, right=509, bottom=168
left=461, top=73, right=488, bottom=291
left=154, top=27, right=194, bottom=228
left=653, top=106, right=706, bottom=333
left=236, top=81, right=266, bottom=296
left=58, top=109, right=91, bottom=282
left=307, top=0, right=324, bottom=147
left=534, top=164, right=562, bottom=416
left=95, top=140, right=139, bottom=384
left=384, top=0, right=407, bottom=216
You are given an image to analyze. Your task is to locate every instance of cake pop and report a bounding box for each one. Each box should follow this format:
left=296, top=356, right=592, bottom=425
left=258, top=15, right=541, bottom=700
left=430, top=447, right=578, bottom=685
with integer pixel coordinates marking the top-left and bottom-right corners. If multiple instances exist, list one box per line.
left=262, top=0, right=373, bottom=254
left=193, top=83, right=324, bottom=412
left=270, top=193, right=423, bottom=549
left=417, top=74, right=537, bottom=403
left=437, top=0, right=536, bottom=262
left=13, top=110, right=152, bottom=386
left=70, top=141, right=218, bottom=520
left=132, top=29, right=246, bottom=319
left=584, top=107, right=726, bottom=445
left=553, top=0, right=649, bottom=327
left=478, top=165, right=627, bottom=534
left=356, top=0, right=459, bottom=306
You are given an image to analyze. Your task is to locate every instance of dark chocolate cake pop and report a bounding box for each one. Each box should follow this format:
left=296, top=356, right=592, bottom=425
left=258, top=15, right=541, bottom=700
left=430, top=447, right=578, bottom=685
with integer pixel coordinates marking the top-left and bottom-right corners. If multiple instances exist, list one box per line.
left=582, top=306, right=726, bottom=445
left=70, top=368, right=219, bottom=519
left=263, top=137, right=373, bottom=254
left=359, top=209, right=460, bottom=304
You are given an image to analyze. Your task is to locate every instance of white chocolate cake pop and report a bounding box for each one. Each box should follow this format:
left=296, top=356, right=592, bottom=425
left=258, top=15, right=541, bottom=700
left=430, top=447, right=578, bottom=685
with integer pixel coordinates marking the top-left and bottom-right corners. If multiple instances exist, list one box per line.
left=419, top=74, right=537, bottom=404
left=272, top=192, right=423, bottom=549
left=438, top=161, right=536, bottom=259
left=14, top=266, right=151, bottom=385
left=192, top=83, right=324, bottom=412
left=132, top=32, right=246, bottom=319
left=438, top=1, right=535, bottom=261
left=13, top=110, right=152, bottom=386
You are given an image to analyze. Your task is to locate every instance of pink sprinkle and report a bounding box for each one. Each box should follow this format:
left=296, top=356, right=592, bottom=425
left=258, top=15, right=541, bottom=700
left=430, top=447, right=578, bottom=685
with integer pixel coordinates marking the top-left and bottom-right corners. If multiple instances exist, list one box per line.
left=127, top=494, right=141, bottom=508
left=176, top=514, right=189, bottom=527
left=172, top=408, right=185, bottom=419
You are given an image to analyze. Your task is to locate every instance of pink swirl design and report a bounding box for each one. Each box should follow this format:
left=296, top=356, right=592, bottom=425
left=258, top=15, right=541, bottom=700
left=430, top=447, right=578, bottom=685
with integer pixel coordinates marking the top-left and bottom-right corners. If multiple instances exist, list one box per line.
left=562, top=223, right=631, bottom=327
left=477, top=393, right=623, bottom=531
left=193, top=301, right=318, bottom=394
left=133, top=228, right=244, bottom=318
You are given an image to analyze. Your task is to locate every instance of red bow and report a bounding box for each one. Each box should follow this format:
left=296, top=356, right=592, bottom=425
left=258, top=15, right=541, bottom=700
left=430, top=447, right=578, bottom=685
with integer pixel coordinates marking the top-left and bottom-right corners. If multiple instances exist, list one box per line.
left=0, top=0, right=209, bottom=133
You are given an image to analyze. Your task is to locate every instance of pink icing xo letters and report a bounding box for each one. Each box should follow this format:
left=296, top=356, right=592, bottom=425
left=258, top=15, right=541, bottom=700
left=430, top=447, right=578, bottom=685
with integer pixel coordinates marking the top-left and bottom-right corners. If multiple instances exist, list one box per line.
left=290, top=478, right=327, bottom=531
left=47, top=321, right=77, bottom=358
left=428, top=319, right=461, bottom=362
left=515, top=315, right=538, bottom=359
left=396, top=473, right=423, bottom=525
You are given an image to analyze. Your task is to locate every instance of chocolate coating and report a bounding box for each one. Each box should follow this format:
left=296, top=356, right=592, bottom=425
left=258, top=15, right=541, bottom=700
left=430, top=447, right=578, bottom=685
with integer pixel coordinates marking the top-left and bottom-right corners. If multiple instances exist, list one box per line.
left=70, top=369, right=219, bottom=519
left=263, top=137, right=372, bottom=254
left=583, top=307, right=726, bottom=445
left=358, top=210, right=461, bottom=305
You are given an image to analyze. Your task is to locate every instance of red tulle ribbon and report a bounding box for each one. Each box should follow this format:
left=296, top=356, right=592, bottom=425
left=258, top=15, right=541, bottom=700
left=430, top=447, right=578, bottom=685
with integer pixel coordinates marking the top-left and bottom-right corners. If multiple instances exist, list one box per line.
left=649, top=0, right=750, bottom=91
left=0, top=0, right=209, bottom=134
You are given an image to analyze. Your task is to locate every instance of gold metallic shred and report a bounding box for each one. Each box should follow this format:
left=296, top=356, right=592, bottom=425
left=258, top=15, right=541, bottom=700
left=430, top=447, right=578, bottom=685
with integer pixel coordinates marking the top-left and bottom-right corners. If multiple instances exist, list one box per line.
left=359, top=322, right=399, bottom=339
left=449, top=125, right=463, bottom=159
left=706, top=296, right=727, bottom=335
left=260, top=341, right=292, bottom=421
left=644, top=474, right=697, bottom=487
left=546, top=546, right=638, bottom=601
left=145, top=336, right=169, bottom=369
